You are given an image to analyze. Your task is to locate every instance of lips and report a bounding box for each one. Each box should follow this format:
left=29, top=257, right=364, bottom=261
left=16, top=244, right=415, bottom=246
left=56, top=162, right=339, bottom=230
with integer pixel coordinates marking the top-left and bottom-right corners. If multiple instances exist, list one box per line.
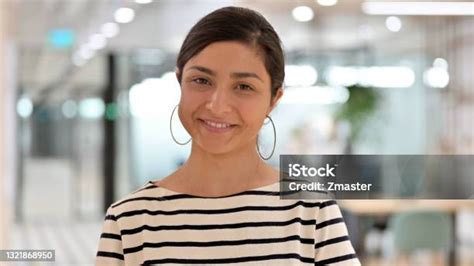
left=198, top=118, right=237, bottom=133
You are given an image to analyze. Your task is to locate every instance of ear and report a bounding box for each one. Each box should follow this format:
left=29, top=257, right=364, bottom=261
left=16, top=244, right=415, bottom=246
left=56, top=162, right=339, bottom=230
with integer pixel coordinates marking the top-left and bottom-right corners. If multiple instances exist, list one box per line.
left=268, top=87, right=284, bottom=114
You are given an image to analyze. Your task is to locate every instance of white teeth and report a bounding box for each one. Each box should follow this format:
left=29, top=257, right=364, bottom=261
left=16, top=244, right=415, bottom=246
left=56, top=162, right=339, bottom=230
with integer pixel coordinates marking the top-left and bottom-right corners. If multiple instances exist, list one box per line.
left=204, top=120, right=231, bottom=128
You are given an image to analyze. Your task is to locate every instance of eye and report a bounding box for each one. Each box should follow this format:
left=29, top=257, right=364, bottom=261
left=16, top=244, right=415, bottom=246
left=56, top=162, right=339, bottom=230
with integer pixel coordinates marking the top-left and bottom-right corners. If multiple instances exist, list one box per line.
left=237, top=84, right=254, bottom=91
left=192, top=77, right=210, bottom=85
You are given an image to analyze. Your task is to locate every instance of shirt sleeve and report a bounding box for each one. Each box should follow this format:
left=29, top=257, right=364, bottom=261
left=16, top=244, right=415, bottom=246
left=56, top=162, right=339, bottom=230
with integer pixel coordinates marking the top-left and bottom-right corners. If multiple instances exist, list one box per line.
left=95, top=206, right=125, bottom=266
left=314, top=200, right=361, bottom=265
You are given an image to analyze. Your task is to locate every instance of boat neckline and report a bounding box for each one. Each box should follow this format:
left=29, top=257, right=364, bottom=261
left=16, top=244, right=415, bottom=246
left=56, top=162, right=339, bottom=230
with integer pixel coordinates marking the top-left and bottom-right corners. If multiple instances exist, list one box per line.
left=146, top=179, right=280, bottom=199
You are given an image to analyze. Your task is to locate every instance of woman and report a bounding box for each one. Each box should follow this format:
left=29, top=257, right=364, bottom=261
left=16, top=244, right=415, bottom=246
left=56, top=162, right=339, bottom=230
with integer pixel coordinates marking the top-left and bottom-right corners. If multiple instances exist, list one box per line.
left=96, top=6, right=360, bottom=265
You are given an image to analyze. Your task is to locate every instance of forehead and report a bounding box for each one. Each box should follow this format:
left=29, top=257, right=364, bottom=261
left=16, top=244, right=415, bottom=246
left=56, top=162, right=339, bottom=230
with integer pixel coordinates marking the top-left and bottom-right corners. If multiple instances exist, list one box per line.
left=184, top=41, right=270, bottom=82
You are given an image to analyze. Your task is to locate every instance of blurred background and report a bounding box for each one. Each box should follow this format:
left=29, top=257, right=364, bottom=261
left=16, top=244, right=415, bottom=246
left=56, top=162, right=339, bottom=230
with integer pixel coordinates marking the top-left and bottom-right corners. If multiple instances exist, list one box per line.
left=0, top=0, right=473, bottom=265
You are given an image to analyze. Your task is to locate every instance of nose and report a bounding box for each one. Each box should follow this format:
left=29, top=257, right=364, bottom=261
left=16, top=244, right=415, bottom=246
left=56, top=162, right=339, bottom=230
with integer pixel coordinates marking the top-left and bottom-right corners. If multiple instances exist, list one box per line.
left=205, top=87, right=231, bottom=115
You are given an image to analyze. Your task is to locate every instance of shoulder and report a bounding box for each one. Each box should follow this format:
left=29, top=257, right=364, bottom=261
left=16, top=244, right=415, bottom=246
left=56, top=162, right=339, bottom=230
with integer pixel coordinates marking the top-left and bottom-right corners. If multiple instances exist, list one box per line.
left=107, top=180, right=162, bottom=215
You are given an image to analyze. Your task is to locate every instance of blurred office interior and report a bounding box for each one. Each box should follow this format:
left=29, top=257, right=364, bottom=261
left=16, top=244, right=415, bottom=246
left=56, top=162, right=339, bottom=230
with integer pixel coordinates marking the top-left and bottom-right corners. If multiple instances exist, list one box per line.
left=0, top=0, right=473, bottom=265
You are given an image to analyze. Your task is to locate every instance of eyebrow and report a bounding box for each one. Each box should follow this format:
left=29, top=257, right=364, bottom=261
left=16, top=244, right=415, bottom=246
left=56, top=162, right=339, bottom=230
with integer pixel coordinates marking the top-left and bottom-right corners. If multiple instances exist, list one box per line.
left=186, top=65, right=264, bottom=83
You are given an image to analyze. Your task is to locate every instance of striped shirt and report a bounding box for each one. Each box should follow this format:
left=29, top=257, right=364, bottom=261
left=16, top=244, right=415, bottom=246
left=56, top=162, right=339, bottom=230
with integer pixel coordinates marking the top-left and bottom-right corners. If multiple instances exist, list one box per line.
left=95, top=180, right=361, bottom=265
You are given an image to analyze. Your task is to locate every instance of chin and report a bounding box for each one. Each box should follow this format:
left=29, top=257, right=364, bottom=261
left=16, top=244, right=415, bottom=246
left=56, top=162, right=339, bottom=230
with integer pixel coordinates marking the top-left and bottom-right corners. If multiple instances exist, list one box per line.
left=195, top=140, right=236, bottom=155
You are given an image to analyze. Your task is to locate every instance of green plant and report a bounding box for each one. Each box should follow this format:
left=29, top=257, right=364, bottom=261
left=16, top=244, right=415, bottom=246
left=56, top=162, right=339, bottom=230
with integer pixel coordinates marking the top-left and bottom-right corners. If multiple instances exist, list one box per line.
left=334, top=84, right=381, bottom=142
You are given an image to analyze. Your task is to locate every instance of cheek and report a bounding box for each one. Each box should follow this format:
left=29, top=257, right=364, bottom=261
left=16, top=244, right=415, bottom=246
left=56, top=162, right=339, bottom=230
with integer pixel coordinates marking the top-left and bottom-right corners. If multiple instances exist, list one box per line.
left=177, top=94, right=195, bottom=127
left=180, top=87, right=207, bottom=107
left=239, top=103, right=267, bottom=132
left=179, top=90, right=202, bottom=115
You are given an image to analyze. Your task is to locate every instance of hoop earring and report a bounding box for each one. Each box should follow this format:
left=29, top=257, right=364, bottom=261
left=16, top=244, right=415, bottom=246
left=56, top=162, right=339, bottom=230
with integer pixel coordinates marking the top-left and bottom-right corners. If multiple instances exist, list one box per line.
left=170, top=104, right=191, bottom=145
left=257, top=115, right=276, bottom=160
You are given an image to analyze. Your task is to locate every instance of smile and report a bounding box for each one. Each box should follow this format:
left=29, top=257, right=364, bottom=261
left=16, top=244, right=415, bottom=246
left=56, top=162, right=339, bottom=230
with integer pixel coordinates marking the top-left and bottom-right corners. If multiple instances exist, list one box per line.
left=198, top=119, right=237, bottom=133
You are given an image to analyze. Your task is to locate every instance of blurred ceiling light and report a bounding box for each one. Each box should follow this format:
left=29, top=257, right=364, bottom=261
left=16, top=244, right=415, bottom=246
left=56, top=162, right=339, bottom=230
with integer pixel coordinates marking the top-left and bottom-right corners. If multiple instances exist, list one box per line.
left=79, top=98, right=105, bottom=119
left=88, top=33, right=107, bottom=50
left=292, top=6, right=314, bottom=22
left=285, top=65, right=318, bottom=87
left=366, top=67, right=415, bottom=88
left=135, top=0, right=153, bottom=4
left=62, top=100, right=78, bottom=118
left=385, top=16, right=402, bottom=32
left=101, top=22, right=120, bottom=38
left=424, top=67, right=449, bottom=88
left=114, top=7, right=135, bottom=24
left=362, top=1, right=474, bottom=16
left=433, top=57, right=448, bottom=70
left=317, top=0, right=338, bottom=7
left=327, top=67, right=359, bottom=87
left=17, top=97, right=33, bottom=118
left=327, top=66, right=415, bottom=88
left=79, top=45, right=95, bottom=60
left=280, top=86, right=349, bottom=105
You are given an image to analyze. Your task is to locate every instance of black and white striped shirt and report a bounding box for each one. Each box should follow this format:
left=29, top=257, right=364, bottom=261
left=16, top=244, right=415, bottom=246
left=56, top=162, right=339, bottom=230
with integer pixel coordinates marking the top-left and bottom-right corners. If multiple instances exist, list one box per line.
left=95, top=180, right=360, bottom=265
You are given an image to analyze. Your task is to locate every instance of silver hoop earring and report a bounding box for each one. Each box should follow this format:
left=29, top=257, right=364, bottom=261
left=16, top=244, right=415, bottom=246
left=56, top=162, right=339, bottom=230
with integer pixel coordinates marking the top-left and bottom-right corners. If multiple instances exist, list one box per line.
left=170, top=104, right=191, bottom=145
left=257, top=115, right=276, bottom=160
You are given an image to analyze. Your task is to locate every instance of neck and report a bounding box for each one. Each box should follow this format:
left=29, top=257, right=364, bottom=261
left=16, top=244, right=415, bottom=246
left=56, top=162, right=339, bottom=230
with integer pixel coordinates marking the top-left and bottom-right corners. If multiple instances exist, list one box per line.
left=176, top=139, right=274, bottom=195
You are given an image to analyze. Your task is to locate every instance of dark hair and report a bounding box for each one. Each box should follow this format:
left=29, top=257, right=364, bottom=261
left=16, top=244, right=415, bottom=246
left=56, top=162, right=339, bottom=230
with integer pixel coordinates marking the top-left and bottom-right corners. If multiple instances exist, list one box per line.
left=176, top=6, right=285, bottom=100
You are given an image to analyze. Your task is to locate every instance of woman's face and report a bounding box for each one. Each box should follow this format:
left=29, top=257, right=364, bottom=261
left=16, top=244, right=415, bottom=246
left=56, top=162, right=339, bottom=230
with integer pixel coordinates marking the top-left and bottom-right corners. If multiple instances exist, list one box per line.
left=177, top=41, right=283, bottom=155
